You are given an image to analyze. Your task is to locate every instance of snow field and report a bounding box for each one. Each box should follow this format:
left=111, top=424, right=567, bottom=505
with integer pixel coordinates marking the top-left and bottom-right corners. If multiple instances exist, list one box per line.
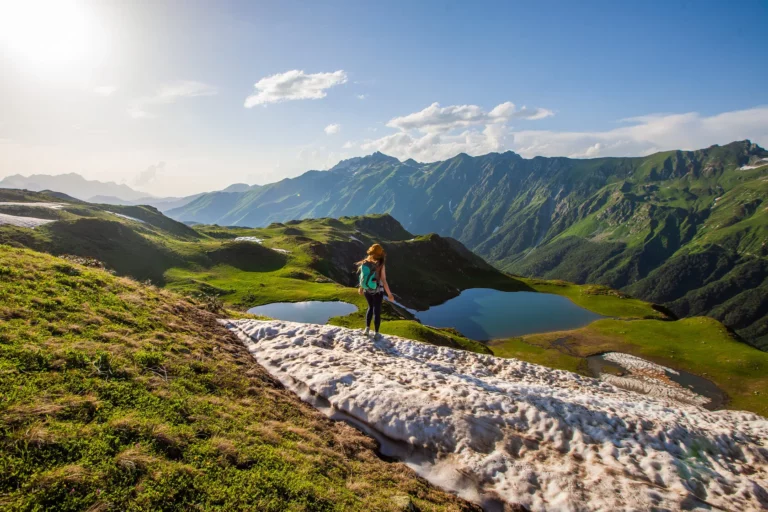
left=0, top=213, right=55, bottom=228
left=0, top=202, right=65, bottom=209
left=223, top=320, right=768, bottom=511
left=107, top=211, right=146, bottom=224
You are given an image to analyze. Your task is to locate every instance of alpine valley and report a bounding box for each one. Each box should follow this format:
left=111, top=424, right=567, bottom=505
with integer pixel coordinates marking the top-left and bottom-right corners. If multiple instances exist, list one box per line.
left=167, top=140, right=768, bottom=349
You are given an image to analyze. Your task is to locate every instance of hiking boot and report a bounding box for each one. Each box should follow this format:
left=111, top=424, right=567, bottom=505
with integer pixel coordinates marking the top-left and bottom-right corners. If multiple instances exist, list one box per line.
left=374, top=332, right=382, bottom=341
left=363, top=327, right=370, bottom=337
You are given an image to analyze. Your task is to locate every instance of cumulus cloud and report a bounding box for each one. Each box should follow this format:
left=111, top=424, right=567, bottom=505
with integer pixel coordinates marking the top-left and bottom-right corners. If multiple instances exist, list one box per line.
left=358, top=100, right=552, bottom=161
left=244, top=70, right=347, bottom=108
left=358, top=104, right=768, bottom=162
left=324, top=123, right=341, bottom=135
left=134, top=161, right=165, bottom=187
left=342, top=140, right=355, bottom=149
left=93, top=85, right=117, bottom=96
left=357, top=94, right=367, bottom=100
left=386, top=101, right=553, bottom=134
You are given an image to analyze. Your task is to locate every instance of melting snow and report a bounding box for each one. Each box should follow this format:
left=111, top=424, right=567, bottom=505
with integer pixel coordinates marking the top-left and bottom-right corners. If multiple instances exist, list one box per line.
left=349, top=235, right=364, bottom=244
left=108, top=211, right=146, bottom=224
left=604, top=352, right=678, bottom=375
left=234, top=236, right=263, bottom=243
left=596, top=353, right=710, bottom=408
left=272, top=248, right=291, bottom=254
left=738, top=158, right=768, bottom=170
left=492, top=226, right=500, bottom=234
left=0, top=202, right=65, bottom=209
left=0, top=213, right=55, bottom=228
left=223, top=320, right=768, bottom=511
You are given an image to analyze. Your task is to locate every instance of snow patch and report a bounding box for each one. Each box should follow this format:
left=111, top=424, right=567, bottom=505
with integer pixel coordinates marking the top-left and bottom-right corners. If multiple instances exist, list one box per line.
left=599, top=374, right=708, bottom=407
left=272, top=248, right=291, bottom=254
left=492, top=226, right=500, bottom=234
left=0, top=202, right=65, bottom=210
left=0, top=213, right=55, bottom=228
left=108, top=211, right=146, bottom=224
left=596, top=353, right=713, bottom=407
left=223, top=320, right=768, bottom=512
left=738, top=158, right=768, bottom=170
left=234, top=236, right=263, bottom=243
left=603, top=352, right=678, bottom=375
left=349, top=235, right=364, bottom=244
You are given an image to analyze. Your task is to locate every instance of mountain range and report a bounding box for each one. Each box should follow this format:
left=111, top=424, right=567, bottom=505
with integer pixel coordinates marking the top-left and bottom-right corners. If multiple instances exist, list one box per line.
left=167, top=141, right=768, bottom=348
left=0, top=173, right=256, bottom=211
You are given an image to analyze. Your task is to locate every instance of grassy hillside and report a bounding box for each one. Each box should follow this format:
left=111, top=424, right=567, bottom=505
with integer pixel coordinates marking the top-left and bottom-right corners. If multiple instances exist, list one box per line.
left=0, top=189, right=199, bottom=284
left=0, top=245, right=477, bottom=511
left=0, top=192, right=510, bottom=354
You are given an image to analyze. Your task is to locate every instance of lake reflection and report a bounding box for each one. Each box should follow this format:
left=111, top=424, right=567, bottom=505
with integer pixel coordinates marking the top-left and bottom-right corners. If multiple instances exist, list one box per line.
left=248, top=301, right=357, bottom=325
left=415, top=289, right=603, bottom=340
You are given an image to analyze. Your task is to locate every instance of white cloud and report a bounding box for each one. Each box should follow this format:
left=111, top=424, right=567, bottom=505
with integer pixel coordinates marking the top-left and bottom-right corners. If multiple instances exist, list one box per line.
left=510, top=107, right=768, bottom=159
left=150, top=81, right=218, bottom=104
left=360, top=104, right=768, bottom=162
left=324, top=123, right=341, bottom=135
left=357, top=94, right=367, bottom=100
left=128, top=80, right=217, bottom=120
left=244, top=70, right=347, bottom=108
left=134, top=161, right=165, bottom=187
left=93, top=85, right=117, bottom=96
left=342, top=140, right=355, bottom=149
left=386, top=101, right=553, bottom=134
left=360, top=100, right=551, bottom=161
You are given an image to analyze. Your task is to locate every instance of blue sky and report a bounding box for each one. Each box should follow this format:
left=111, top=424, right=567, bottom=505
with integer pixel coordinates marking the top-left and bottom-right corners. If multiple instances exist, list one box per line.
left=1, top=0, right=767, bottom=195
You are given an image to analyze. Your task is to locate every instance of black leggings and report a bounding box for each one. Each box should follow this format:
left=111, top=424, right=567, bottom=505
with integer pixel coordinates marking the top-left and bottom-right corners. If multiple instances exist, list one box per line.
left=364, top=291, right=383, bottom=332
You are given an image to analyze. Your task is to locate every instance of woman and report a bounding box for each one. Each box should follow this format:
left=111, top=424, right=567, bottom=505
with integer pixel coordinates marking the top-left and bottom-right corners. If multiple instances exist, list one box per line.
left=357, top=243, right=394, bottom=340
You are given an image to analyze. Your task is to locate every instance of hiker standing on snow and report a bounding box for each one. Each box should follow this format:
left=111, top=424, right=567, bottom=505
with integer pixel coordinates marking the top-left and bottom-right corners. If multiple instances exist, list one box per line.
left=357, top=243, right=395, bottom=340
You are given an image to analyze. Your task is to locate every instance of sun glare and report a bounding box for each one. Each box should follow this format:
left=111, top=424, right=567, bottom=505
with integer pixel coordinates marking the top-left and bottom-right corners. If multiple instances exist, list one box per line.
left=0, top=0, right=104, bottom=76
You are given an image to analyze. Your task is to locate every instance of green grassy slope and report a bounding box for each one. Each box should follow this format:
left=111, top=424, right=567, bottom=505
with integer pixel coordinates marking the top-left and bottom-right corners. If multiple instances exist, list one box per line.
left=0, top=245, right=477, bottom=511
left=0, top=190, right=200, bottom=284
left=0, top=193, right=509, bottom=354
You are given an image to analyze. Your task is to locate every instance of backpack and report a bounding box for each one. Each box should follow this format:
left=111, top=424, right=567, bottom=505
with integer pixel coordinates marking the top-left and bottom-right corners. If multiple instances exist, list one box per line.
left=359, top=261, right=379, bottom=291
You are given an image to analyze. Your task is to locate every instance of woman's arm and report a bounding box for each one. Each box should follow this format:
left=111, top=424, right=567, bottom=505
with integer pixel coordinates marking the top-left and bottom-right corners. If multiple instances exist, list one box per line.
left=381, top=265, right=394, bottom=301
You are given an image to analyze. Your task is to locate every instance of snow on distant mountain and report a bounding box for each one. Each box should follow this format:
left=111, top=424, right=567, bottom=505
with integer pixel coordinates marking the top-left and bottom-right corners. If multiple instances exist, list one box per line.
left=224, top=319, right=768, bottom=511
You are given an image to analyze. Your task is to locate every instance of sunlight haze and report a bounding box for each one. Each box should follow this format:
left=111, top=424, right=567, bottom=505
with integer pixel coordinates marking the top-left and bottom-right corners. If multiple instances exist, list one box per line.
left=1, top=0, right=767, bottom=196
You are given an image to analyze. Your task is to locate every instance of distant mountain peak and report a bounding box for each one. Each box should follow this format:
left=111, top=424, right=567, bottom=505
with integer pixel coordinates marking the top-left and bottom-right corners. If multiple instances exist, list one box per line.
left=221, top=183, right=252, bottom=193
left=330, top=152, right=401, bottom=172
left=0, top=172, right=152, bottom=202
left=369, top=151, right=400, bottom=163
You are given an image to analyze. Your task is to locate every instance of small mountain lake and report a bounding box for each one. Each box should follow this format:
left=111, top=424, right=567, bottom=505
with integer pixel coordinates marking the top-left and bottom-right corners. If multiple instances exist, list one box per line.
left=248, top=301, right=357, bottom=325
left=414, top=289, right=604, bottom=341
